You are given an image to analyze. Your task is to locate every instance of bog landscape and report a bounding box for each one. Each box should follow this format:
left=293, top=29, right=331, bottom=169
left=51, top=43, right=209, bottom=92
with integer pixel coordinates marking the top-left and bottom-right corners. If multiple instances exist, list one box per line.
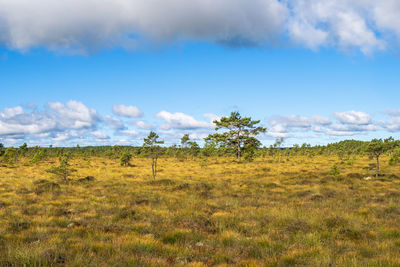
left=0, top=114, right=400, bottom=266
left=2, top=0, right=400, bottom=266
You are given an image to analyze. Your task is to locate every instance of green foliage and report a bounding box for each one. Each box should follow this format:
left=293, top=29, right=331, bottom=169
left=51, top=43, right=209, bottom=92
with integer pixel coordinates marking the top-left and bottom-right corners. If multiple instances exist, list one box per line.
left=180, top=134, right=190, bottom=147
left=243, top=147, right=256, bottom=162
left=143, top=131, right=164, bottom=180
left=273, top=137, right=285, bottom=163
left=31, top=147, right=47, bottom=164
left=120, top=150, right=132, bottom=166
left=143, top=131, right=164, bottom=157
left=366, top=138, right=396, bottom=177
left=329, top=164, right=340, bottom=176
left=0, top=143, right=4, bottom=157
left=389, top=147, right=400, bottom=165
left=18, top=143, right=28, bottom=157
left=205, top=111, right=266, bottom=161
left=46, top=153, right=76, bottom=183
left=188, top=141, right=200, bottom=158
left=2, top=147, right=17, bottom=165
left=367, top=139, right=385, bottom=157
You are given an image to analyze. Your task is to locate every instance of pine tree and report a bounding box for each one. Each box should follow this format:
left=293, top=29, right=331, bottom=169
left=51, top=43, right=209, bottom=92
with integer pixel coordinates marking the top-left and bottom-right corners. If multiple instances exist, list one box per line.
left=143, top=131, right=164, bottom=180
left=205, top=111, right=266, bottom=162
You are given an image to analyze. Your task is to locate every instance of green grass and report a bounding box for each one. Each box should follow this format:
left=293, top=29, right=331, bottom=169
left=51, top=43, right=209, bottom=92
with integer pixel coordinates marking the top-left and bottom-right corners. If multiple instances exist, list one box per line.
left=0, top=155, right=399, bottom=266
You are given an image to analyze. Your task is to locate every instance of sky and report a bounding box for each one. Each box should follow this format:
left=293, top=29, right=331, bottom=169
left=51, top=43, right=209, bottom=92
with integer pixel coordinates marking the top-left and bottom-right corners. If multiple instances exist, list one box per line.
left=1, top=0, right=400, bottom=147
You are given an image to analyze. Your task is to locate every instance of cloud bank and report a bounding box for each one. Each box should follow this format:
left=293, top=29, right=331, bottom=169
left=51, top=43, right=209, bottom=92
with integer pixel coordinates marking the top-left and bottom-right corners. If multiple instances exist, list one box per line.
left=1, top=101, right=400, bottom=146
left=1, top=0, right=400, bottom=54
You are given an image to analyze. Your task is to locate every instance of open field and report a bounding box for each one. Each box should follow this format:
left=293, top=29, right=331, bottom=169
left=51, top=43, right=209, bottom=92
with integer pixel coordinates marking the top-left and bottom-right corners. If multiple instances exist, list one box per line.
left=0, top=156, right=399, bottom=266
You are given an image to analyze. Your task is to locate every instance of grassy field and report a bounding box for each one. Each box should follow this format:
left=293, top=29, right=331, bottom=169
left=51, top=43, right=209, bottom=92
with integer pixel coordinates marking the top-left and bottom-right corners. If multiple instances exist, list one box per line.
left=0, top=156, right=399, bottom=266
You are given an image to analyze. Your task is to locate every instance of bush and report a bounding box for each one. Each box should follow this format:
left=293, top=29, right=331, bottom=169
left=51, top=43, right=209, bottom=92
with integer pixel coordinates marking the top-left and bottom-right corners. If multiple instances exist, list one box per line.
left=243, top=148, right=256, bottom=162
left=31, top=148, right=46, bottom=164
left=120, top=151, right=132, bottom=166
left=46, top=153, right=76, bottom=183
left=2, top=147, right=17, bottom=165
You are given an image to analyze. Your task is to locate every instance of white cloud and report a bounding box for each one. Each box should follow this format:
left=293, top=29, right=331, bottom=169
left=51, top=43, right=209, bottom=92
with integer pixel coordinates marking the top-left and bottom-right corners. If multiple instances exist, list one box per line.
left=120, top=129, right=139, bottom=137
left=113, top=104, right=143, bottom=118
left=287, top=0, right=386, bottom=54
left=333, top=110, right=371, bottom=125
left=270, top=115, right=311, bottom=128
left=312, top=116, right=331, bottom=125
left=156, top=111, right=214, bottom=130
left=372, top=1, right=400, bottom=41
left=48, top=100, right=99, bottom=129
left=266, top=111, right=378, bottom=138
left=387, top=109, right=400, bottom=117
left=103, top=115, right=125, bottom=130
left=0, top=101, right=98, bottom=138
left=0, top=106, right=24, bottom=119
left=0, top=103, right=398, bottom=146
left=267, top=124, right=291, bottom=138
left=134, top=120, right=153, bottom=130
left=91, top=131, right=109, bottom=139
left=382, top=113, right=400, bottom=132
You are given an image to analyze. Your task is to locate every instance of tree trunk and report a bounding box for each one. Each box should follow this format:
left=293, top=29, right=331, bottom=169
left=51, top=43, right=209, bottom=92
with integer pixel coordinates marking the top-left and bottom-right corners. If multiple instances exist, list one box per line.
left=237, top=143, right=241, bottom=162
left=152, top=157, right=155, bottom=180
left=154, top=158, right=157, bottom=180
left=376, top=155, right=380, bottom=178
left=237, top=129, right=241, bottom=162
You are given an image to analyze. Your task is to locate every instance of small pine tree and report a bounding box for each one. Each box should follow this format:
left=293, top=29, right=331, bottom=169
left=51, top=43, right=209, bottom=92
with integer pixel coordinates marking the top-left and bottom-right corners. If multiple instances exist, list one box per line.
left=120, top=151, right=132, bottom=166
left=3, top=147, right=17, bottom=166
left=31, top=148, right=46, bottom=164
left=143, top=131, right=164, bottom=180
left=46, top=153, right=76, bottom=183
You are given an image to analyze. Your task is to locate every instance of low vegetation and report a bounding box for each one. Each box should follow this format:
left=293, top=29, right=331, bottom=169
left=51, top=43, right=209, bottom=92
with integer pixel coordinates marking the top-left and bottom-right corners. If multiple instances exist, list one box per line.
left=0, top=153, right=399, bottom=266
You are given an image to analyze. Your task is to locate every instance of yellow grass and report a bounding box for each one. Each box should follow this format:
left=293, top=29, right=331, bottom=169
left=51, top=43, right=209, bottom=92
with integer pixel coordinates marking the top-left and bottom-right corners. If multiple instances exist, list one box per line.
left=0, top=155, right=399, bottom=266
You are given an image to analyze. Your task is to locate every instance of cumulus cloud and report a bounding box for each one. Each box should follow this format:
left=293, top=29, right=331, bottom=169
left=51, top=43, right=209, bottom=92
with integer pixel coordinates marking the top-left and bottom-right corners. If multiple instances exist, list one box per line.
left=267, top=124, right=290, bottom=138
left=0, top=101, right=98, bottom=138
left=1, top=102, right=399, bottom=146
left=157, top=111, right=215, bottom=130
left=270, top=115, right=312, bottom=128
left=287, top=0, right=386, bottom=54
left=112, top=104, right=143, bottom=118
left=0, top=106, right=24, bottom=119
left=103, top=115, right=125, bottom=130
left=381, top=110, right=400, bottom=132
left=91, top=131, right=110, bottom=140
left=1, top=0, right=400, bottom=54
left=312, top=116, right=331, bottom=125
left=268, top=111, right=377, bottom=138
left=333, top=110, right=371, bottom=125
left=134, top=120, right=153, bottom=130
left=48, top=100, right=99, bottom=129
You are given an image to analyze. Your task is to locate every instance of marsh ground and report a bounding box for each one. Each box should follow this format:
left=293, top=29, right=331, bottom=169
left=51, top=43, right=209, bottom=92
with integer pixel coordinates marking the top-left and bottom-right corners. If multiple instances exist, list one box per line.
left=0, top=156, right=399, bottom=266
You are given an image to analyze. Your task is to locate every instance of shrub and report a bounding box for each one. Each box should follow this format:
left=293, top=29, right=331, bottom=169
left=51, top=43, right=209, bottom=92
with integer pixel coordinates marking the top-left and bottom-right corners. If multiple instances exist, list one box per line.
left=120, top=151, right=132, bottom=166
left=46, top=153, right=76, bottom=183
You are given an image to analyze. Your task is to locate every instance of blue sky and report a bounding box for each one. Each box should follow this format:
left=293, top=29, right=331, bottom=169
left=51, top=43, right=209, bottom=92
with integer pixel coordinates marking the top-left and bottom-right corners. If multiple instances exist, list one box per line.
left=1, top=0, right=400, bottom=147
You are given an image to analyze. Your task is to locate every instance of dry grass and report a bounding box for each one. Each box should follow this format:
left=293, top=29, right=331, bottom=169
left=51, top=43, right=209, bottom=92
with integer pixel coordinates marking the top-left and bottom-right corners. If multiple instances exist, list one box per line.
left=0, top=155, right=399, bottom=266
